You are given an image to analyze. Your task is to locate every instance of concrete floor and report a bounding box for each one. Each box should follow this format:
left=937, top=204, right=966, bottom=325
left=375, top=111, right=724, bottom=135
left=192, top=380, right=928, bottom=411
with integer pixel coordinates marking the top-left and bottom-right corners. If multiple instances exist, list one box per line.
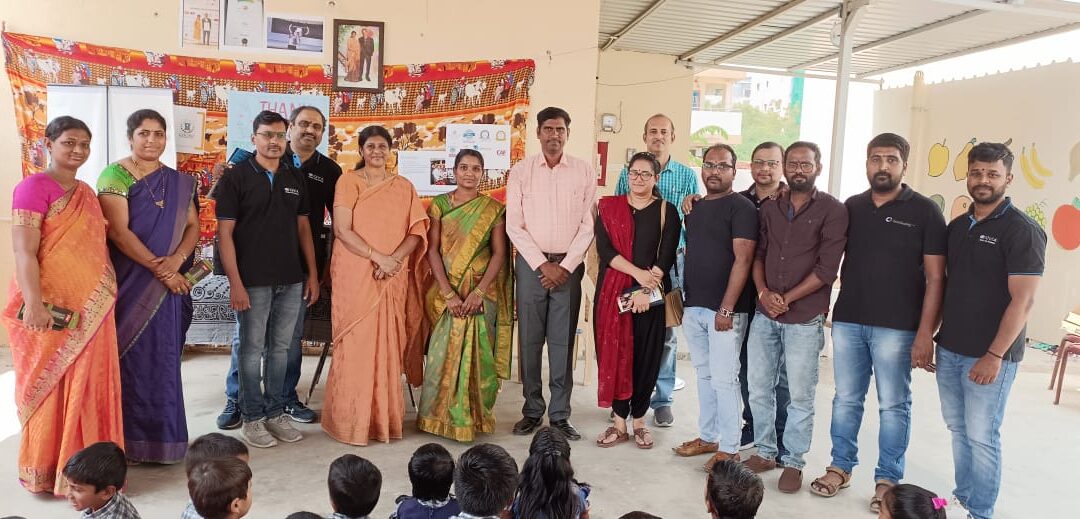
left=1, top=345, right=1078, bottom=518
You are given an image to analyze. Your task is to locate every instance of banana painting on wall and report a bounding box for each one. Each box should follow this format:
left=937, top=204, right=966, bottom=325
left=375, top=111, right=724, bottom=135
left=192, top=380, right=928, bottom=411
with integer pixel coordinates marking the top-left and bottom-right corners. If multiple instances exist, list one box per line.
left=1019, top=143, right=1053, bottom=189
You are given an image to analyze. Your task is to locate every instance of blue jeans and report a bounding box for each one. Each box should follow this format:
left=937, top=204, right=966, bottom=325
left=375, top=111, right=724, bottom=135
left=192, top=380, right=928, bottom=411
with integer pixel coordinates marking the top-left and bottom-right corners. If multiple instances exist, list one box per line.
left=747, top=311, right=825, bottom=470
left=236, top=283, right=304, bottom=422
left=829, top=322, right=916, bottom=483
left=651, top=251, right=683, bottom=409
left=936, top=346, right=1018, bottom=519
left=226, top=283, right=306, bottom=405
left=683, top=307, right=746, bottom=453
left=740, top=310, right=790, bottom=457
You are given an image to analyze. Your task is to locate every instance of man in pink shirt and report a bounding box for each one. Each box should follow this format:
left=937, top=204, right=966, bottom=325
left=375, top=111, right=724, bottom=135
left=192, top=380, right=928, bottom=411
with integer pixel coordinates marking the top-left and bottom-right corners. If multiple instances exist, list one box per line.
left=505, top=106, right=597, bottom=440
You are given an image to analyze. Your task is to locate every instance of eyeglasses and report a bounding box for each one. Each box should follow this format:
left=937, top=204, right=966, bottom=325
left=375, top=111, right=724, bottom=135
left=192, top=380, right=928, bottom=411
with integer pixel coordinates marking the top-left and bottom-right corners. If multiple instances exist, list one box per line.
left=255, top=131, right=288, bottom=141
left=786, top=161, right=816, bottom=172
left=295, top=120, right=324, bottom=133
left=628, top=170, right=656, bottom=180
left=752, top=159, right=781, bottom=168
left=702, top=161, right=734, bottom=172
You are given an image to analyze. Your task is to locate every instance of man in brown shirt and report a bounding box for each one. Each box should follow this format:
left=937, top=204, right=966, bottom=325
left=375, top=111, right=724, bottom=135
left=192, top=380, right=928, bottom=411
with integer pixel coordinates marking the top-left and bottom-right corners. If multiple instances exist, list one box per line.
left=742, top=141, right=848, bottom=494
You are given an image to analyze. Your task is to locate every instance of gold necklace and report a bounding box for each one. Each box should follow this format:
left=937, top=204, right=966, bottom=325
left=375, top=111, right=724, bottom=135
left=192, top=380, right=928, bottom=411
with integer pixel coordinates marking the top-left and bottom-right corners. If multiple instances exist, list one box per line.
left=132, top=157, right=166, bottom=208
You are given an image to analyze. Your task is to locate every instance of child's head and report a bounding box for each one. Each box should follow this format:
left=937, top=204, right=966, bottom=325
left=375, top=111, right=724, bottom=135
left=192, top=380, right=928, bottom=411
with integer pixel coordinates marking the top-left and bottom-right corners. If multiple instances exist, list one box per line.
left=62, top=441, right=127, bottom=512
left=188, top=458, right=253, bottom=519
left=328, top=454, right=382, bottom=517
left=284, top=513, right=323, bottom=519
left=618, top=513, right=662, bottom=519
left=517, top=427, right=579, bottom=518
left=879, top=484, right=948, bottom=519
left=408, top=443, right=455, bottom=502
left=454, top=443, right=519, bottom=517
left=705, top=459, right=763, bottom=519
left=185, top=433, right=250, bottom=476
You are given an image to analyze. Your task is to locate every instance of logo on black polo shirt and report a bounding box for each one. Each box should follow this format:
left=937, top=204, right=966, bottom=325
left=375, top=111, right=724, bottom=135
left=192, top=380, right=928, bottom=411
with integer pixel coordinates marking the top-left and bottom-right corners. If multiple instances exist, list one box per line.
left=978, top=234, right=998, bottom=245
left=284, top=187, right=300, bottom=196
left=307, top=173, right=324, bottom=183
left=885, top=216, right=915, bottom=228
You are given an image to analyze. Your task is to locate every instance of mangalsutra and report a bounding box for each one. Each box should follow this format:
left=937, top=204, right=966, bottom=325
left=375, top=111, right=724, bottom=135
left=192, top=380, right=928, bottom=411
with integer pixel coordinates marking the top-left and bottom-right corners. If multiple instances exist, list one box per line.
left=132, top=157, right=166, bottom=208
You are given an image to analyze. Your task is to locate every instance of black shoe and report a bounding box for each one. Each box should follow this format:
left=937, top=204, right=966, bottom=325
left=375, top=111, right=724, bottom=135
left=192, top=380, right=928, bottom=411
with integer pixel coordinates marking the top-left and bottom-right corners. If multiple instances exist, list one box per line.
left=216, top=400, right=241, bottom=430
left=550, top=419, right=582, bottom=441
left=283, top=401, right=317, bottom=423
left=512, top=416, right=542, bottom=436
left=740, top=426, right=755, bottom=450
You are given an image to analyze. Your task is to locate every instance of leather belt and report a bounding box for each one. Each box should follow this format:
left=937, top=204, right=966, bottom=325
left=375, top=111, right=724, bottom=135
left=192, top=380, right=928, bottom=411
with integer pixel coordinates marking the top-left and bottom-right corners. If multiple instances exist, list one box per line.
left=543, top=252, right=567, bottom=263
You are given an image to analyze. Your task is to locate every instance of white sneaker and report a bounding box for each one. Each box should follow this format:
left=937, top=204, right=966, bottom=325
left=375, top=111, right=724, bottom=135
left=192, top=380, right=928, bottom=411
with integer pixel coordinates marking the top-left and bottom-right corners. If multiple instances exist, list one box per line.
left=674, top=377, right=686, bottom=391
left=266, top=414, right=303, bottom=443
left=944, top=496, right=973, bottom=519
left=242, top=419, right=278, bottom=448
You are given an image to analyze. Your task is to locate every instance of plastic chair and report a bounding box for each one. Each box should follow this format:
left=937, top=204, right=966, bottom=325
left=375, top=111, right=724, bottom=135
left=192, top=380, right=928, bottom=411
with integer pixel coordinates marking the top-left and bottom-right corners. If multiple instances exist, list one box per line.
left=1048, top=334, right=1080, bottom=405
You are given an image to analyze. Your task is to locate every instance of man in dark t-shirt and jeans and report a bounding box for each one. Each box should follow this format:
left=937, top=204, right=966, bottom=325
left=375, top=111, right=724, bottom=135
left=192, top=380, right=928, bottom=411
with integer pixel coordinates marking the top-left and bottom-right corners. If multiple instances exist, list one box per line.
left=215, top=110, right=320, bottom=448
left=673, top=144, right=758, bottom=472
left=935, top=142, right=1045, bottom=519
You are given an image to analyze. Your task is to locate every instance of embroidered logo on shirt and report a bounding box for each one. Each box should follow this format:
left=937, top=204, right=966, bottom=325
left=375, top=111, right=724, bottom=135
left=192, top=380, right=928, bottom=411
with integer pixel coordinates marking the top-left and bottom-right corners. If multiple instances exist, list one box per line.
left=307, top=173, right=324, bottom=183
left=978, top=234, right=998, bottom=245
left=284, top=187, right=300, bottom=196
left=885, top=216, right=916, bottom=228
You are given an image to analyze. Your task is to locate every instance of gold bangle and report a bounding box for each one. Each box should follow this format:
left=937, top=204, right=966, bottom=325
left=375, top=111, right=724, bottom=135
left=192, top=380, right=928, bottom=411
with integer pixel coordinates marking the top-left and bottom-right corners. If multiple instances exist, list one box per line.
left=441, top=289, right=456, bottom=300
left=472, top=287, right=485, bottom=298
left=366, top=244, right=372, bottom=258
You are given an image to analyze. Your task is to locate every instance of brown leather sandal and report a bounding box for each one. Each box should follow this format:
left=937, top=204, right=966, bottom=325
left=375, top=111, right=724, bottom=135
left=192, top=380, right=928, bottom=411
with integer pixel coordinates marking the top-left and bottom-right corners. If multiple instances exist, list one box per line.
left=633, top=427, right=654, bottom=449
left=595, top=426, right=629, bottom=448
left=870, top=481, right=895, bottom=512
left=809, top=466, right=851, bottom=497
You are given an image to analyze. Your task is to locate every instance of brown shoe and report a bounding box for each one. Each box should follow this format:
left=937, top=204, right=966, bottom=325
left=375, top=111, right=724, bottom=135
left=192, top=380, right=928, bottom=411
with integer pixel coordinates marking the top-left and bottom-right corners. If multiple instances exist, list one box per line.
left=673, top=438, right=719, bottom=457
left=741, top=454, right=778, bottom=473
left=778, top=467, right=803, bottom=493
left=703, top=451, right=741, bottom=472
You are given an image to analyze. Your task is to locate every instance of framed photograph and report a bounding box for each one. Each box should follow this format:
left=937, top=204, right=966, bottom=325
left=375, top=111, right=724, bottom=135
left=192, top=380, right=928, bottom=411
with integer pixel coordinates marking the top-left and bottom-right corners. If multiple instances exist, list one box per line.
left=265, top=13, right=324, bottom=54
left=332, top=19, right=384, bottom=93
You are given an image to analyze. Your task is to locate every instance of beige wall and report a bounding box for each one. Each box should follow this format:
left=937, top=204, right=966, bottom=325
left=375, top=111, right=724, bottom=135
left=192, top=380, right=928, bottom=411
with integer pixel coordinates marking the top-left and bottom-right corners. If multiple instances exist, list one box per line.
left=595, top=50, right=694, bottom=195
left=0, top=0, right=601, bottom=343
left=874, top=61, right=1080, bottom=344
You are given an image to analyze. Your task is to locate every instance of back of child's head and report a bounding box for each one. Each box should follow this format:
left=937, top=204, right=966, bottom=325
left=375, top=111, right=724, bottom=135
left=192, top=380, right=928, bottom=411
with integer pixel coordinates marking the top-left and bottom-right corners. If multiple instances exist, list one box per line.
left=185, top=433, right=250, bottom=476
left=706, top=459, right=763, bottom=519
left=517, top=426, right=579, bottom=518
left=454, top=443, right=519, bottom=517
left=882, top=484, right=948, bottom=519
left=408, top=443, right=455, bottom=501
left=328, top=454, right=382, bottom=517
left=618, top=513, right=662, bottom=519
left=188, top=458, right=252, bottom=519
left=284, top=513, right=323, bottom=519
left=62, top=441, right=127, bottom=492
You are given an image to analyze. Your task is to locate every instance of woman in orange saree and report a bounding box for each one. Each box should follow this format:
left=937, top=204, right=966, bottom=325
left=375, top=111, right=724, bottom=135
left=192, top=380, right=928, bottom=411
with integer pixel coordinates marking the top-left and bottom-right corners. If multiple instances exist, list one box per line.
left=322, top=125, right=428, bottom=445
left=2, top=116, right=123, bottom=496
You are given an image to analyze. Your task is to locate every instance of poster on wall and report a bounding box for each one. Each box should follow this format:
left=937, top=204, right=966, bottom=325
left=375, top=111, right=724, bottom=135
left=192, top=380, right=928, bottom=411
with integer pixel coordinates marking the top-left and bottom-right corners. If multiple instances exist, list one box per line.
left=226, top=91, right=330, bottom=156
left=180, top=0, right=221, bottom=48
left=221, top=0, right=263, bottom=50
left=399, top=150, right=455, bottom=196
left=46, top=85, right=109, bottom=188
left=175, top=106, right=207, bottom=154
left=265, top=13, right=324, bottom=54
left=332, top=19, right=384, bottom=93
left=445, top=123, right=511, bottom=169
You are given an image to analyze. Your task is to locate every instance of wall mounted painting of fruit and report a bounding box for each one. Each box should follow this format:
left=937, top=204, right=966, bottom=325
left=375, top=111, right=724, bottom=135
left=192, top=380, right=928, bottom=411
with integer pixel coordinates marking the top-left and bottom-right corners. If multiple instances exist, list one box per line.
left=950, top=195, right=971, bottom=220
left=1020, top=143, right=1053, bottom=189
left=930, top=194, right=945, bottom=214
left=1071, top=140, right=1080, bottom=181
left=928, top=140, right=949, bottom=177
left=953, top=138, right=976, bottom=181
left=1052, top=197, right=1080, bottom=250
left=1024, top=200, right=1047, bottom=229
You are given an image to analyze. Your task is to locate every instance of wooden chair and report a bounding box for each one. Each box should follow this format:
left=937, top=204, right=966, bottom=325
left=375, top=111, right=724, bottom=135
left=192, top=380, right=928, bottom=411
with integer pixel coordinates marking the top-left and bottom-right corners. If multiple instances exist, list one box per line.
left=1048, top=334, right=1080, bottom=405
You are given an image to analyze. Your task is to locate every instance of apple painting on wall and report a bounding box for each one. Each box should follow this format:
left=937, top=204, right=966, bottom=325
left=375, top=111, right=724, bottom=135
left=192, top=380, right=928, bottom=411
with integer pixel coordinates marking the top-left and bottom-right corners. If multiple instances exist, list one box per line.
left=1052, top=197, right=1080, bottom=250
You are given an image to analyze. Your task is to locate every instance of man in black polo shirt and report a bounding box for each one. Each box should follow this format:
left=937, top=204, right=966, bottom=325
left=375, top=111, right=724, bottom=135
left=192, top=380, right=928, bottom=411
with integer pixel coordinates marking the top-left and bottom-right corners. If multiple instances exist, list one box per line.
left=216, top=110, right=320, bottom=449
left=809, top=133, right=947, bottom=507
left=935, top=142, right=1045, bottom=519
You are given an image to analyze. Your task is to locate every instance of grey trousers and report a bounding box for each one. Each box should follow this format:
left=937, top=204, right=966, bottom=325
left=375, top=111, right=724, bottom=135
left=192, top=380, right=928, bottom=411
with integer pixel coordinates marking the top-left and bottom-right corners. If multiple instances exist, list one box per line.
left=515, top=255, right=584, bottom=421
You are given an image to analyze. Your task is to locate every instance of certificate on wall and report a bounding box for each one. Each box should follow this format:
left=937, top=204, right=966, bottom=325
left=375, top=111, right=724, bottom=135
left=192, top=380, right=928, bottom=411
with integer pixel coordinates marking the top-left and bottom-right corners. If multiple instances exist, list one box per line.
left=398, top=150, right=456, bottom=196
left=174, top=105, right=207, bottom=154
left=222, top=0, right=264, bottom=50
left=445, top=124, right=511, bottom=170
left=180, top=0, right=221, bottom=48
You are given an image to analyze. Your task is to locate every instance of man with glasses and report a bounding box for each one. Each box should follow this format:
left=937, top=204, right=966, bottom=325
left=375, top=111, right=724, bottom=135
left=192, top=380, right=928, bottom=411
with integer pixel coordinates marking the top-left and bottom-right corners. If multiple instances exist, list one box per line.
left=506, top=106, right=596, bottom=440
left=614, top=113, right=698, bottom=428
left=215, top=110, right=320, bottom=448
left=743, top=141, right=847, bottom=494
left=673, top=144, right=758, bottom=471
left=215, top=107, right=341, bottom=429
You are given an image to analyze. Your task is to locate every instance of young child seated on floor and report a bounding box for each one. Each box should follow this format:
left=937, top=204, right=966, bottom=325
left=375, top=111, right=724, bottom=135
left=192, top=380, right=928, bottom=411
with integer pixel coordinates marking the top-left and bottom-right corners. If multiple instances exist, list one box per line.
left=451, top=443, right=518, bottom=519
left=188, top=458, right=253, bottom=519
left=706, top=459, right=763, bottom=519
left=328, top=454, right=382, bottom=519
left=182, top=433, right=251, bottom=519
left=391, top=443, right=460, bottom=519
left=62, top=442, right=140, bottom=518
left=878, top=484, right=948, bottom=519
left=513, top=426, right=590, bottom=519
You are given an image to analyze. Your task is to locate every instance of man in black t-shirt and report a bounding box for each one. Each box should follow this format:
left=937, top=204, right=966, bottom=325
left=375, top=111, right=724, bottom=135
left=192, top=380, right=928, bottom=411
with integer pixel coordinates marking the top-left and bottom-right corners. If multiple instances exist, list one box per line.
left=809, top=134, right=947, bottom=507
left=935, top=142, right=1045, bottom=519
left=673, top=144, right=758, bottom=472
left=215, top=111, right=320, bottom=449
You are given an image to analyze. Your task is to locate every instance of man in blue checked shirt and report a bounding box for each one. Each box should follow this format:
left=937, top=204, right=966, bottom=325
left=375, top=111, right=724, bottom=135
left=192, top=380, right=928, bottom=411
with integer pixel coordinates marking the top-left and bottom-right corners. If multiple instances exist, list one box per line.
left=614, top=113, right=699, bottom=427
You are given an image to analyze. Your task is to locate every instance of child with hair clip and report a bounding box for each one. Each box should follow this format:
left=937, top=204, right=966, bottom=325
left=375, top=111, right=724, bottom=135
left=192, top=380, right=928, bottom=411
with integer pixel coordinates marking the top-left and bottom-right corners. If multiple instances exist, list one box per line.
left=512, top=426, right=591, bottom=519
left=879, top=484, right=948, bottom=519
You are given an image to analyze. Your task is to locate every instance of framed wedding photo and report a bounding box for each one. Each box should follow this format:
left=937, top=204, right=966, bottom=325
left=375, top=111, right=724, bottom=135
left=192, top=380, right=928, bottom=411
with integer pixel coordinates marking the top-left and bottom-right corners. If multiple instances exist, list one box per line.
left=332, top=19, right=385, bottom=93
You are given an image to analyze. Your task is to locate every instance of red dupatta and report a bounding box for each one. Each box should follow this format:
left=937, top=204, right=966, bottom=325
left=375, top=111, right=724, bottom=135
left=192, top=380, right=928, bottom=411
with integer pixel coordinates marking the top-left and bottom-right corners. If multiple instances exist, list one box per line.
left=595, top=195, right=635, bottom=408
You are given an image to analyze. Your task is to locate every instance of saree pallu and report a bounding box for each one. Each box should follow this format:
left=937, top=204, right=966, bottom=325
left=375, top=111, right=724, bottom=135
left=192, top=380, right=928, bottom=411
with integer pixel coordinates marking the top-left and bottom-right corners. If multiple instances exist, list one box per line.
left=2, top=182, right=122, bottom=496
left=594, top=196, right=636, bottom=408
left=99, top=164, right=195, bottom=463
left=322, top=174, right=429, bottom=445
left=416, top=194, right=512, bottom=442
